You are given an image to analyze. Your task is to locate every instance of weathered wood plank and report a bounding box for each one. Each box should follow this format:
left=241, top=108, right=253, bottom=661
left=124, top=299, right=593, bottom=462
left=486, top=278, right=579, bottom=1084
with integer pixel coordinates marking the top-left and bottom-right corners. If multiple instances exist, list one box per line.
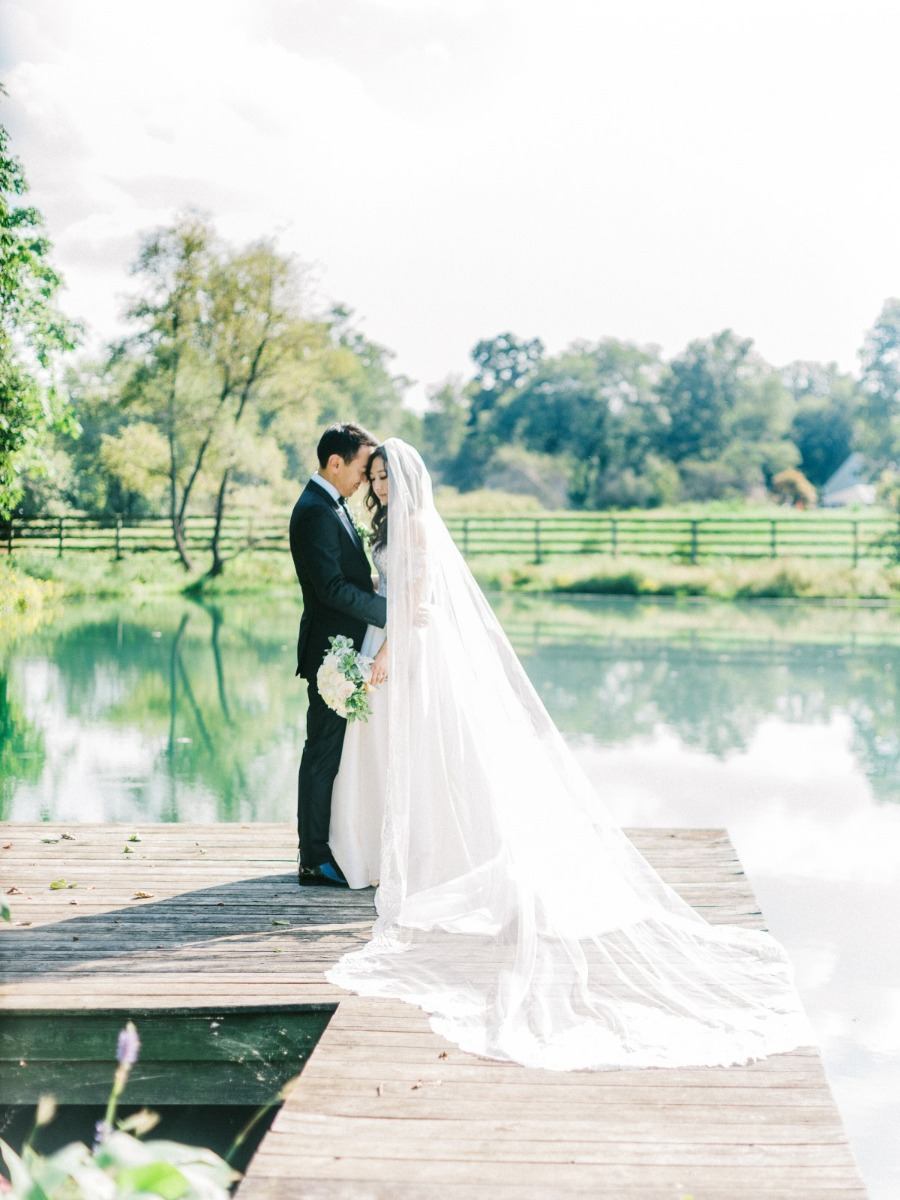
left=232, top=1183, right=867, bottom=1200
left=0, top=823, right=866, bottom=1199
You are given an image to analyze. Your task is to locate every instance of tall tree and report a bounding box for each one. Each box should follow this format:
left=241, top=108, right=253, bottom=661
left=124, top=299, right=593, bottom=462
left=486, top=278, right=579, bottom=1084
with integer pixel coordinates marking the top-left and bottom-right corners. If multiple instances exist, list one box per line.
left=657, top=330, right=799, bottom=499
left=858, top=298, right=900, bottom=472
left=100, top=218, right=413, bottom=573
left=453, top=332, right=544, bottom=490
left=113, top=213, right=215, bottom=568
left=0, top=104, right=79, bottom=517
left=783, top=360, right=860, bottom=487
left=311, top=306, right=416, bottom=439
left=203, top=240, right=304, bottom=577
left=656, top=330, right=755, bottom=464
left=421, top=378, right=469, bottom=482
left=498, top=338, right=663, bottom=506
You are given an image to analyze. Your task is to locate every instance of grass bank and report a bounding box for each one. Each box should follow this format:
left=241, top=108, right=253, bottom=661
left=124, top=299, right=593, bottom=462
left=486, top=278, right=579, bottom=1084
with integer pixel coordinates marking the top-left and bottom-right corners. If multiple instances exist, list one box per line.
left=0, top=562, right=61, bottom=639
left=7, top=550, right=299, bottom=599
left=472, top=553, right=900, bottom=601
left=7, top=548, right=900, bottom=606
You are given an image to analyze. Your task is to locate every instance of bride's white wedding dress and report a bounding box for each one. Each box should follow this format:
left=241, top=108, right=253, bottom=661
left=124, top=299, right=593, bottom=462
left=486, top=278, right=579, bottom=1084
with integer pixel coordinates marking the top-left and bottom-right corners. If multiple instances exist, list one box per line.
left=326, top=439, right=813, bottom=1071
left=329, top=543, right=388, bottom=889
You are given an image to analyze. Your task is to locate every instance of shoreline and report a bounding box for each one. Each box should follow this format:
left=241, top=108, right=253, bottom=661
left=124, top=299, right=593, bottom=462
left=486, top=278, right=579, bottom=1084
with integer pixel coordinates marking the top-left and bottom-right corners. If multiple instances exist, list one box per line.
left=2, top=550, right=900, bottom=624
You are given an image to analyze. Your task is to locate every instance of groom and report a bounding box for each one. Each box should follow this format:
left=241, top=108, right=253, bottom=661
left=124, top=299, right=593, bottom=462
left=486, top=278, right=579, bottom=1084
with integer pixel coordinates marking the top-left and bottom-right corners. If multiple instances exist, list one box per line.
left=290, top=422, right=387, bottom=887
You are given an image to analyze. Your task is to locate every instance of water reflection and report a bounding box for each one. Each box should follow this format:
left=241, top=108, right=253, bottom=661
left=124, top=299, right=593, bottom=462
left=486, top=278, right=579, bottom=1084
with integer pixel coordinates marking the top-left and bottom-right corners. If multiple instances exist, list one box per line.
left=506, top=595, right=900, bottom=805
left=2, top=594, right=900, bottom=820
left=0, top=597, right=304, bottom=823
left=1, top=593, right=899, bottom=1196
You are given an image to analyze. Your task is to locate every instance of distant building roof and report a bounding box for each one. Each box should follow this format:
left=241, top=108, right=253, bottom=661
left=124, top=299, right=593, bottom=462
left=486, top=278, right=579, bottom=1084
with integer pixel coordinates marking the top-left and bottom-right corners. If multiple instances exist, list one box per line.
left=820, top=452, right=877, bottom=507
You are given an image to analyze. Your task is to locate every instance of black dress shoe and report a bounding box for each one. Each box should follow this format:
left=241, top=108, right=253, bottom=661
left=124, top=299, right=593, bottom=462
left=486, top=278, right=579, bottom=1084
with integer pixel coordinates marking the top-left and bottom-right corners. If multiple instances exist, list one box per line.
left=298, top=862, right=348, bottom=888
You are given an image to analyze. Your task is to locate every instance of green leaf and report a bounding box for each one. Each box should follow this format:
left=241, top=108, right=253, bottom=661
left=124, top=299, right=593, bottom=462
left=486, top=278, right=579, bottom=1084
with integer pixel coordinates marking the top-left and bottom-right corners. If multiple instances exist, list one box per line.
left=116, top=1160, right=191, bottom=1199
left=271, top=918, right=289, bottom=926
left=1, top=903, right=10, bottom=922
left=0, top=1138, right=44, bottom=1200
left=48, top=879, right=67, bottom=890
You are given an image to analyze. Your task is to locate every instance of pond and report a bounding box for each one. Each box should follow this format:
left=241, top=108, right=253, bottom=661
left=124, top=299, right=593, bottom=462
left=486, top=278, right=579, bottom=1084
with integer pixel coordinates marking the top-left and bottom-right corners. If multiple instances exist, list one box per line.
left=1, top=592, right=898, bottom=1199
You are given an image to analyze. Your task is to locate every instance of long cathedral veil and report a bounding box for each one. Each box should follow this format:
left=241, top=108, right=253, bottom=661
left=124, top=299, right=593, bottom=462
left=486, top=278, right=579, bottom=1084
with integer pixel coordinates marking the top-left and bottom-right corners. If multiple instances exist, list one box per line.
left=326, top=438, right=812, bottom=1069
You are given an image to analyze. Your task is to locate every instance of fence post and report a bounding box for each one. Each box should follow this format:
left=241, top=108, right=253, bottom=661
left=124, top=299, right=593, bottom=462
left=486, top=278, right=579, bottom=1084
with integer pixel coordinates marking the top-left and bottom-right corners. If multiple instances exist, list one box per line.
left=770, top=520, right=777, bottom=559
left=462, top=517, right=470, bottom=558
left=5, top=516, right=11, bottom=555
left=534, top=518, right=542, bottom=565
left=57, top=516, right=64, bottom=559
left=114, top=516, right=123, bottom=561
left=690, top=520, right=699, bottom=564
left=852, top=520, right=859, bottom=567
left=610, top=518, right=618, bottom=558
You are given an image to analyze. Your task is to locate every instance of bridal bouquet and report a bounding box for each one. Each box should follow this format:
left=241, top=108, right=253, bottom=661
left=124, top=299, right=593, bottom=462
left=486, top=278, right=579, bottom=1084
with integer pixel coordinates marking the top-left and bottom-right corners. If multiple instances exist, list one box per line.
left=317, top=635, right=376, bottom=722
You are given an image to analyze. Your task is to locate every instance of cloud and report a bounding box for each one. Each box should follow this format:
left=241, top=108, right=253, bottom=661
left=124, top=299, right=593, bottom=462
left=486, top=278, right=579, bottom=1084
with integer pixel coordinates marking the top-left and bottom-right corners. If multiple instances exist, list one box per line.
left=4, top=0, right=900, bottom=394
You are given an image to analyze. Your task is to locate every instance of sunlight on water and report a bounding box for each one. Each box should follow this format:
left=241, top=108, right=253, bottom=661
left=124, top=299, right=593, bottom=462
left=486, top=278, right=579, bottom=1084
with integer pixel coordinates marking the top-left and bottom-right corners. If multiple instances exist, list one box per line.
left=1, top=593, right=898, bottom=1197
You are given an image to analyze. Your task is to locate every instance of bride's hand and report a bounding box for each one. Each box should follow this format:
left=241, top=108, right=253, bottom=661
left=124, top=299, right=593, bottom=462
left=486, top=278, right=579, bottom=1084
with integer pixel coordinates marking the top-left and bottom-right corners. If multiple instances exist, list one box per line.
left=370, top=641, right=388, bottom=684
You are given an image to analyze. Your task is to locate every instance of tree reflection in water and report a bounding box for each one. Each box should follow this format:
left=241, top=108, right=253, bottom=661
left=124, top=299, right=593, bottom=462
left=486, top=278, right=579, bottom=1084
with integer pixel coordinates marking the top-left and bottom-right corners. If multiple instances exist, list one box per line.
left=1, top=593, right=898, bottom=821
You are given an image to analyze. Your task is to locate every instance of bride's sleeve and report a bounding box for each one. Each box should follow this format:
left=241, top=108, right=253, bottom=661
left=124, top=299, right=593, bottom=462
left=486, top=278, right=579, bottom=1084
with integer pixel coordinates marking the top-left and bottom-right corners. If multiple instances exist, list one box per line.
left=408, top=515, right=434, bottom=623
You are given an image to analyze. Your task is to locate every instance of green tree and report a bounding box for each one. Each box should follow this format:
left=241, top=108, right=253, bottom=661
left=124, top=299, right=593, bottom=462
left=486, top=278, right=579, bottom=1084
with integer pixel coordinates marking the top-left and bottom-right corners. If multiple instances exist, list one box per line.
left=43, top=357, right=148, bottom=517
left=421, top=378, right=469, bottom=481
left=858, top=298, right=900, bottom=472
left=109, top=213, right=215, bottom=568
left=95, top=219, right=414, bottom=572
left=306, top=306, right=418, bottom=448
left=657, top=331, right=799, bottom=499
left=498, top=338, right=664, bottom=507
left=0, top=104, right=79, bottom=518
left=657, top=330, right=754, bottom=463
left=202, top=239, right=310, bottom=577
left=783, top=361, right=860, bottom=488
left=452, top=332, right=544, bottom=490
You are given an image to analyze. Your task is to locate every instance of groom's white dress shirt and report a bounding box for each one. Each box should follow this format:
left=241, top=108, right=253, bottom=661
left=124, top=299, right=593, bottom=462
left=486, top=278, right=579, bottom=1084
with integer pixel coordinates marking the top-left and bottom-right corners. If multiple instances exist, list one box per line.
left=311, top=472, right=360, bottom=546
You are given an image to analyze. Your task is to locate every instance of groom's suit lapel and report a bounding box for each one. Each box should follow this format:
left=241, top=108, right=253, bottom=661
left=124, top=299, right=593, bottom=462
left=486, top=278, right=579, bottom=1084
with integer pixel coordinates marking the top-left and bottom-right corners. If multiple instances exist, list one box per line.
left=308, top=478, right=368, bottom=563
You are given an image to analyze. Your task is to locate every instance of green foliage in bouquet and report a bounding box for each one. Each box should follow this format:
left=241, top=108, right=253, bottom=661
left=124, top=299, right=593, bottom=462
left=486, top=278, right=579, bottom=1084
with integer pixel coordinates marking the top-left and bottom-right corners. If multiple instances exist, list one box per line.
left=316, top=634, right=376, bottom=722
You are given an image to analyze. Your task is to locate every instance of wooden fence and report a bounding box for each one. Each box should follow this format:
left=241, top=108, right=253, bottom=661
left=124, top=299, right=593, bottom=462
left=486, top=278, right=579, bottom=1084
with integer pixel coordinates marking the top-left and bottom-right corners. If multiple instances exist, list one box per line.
left=2, top=511, right=899, bottom=564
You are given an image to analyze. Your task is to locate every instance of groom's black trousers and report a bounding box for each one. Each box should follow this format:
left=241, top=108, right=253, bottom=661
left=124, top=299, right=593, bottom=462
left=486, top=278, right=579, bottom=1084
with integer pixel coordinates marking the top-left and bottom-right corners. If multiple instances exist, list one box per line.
left=298, top=682, right=347, bottom=868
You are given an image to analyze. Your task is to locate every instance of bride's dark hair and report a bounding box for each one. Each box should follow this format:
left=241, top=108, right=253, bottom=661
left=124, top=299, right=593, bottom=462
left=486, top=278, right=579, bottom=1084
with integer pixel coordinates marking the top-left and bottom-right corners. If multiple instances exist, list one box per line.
left=365, top=446, right=388, bottom=549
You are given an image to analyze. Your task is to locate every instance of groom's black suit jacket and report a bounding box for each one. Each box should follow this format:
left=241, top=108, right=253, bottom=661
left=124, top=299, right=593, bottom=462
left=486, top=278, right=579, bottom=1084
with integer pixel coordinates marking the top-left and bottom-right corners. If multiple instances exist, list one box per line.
left=290, top=478, right=387, bottom=680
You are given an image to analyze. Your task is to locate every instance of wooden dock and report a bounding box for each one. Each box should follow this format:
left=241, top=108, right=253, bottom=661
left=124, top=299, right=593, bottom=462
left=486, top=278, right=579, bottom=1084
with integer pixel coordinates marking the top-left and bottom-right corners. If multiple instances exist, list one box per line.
left=0, top=823, right=867, bottom=1199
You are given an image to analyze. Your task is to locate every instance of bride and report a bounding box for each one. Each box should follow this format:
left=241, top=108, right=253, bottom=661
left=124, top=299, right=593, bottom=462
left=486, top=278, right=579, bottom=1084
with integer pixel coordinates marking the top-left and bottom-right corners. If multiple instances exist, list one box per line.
left=326, top=438, right=812, bottom=1071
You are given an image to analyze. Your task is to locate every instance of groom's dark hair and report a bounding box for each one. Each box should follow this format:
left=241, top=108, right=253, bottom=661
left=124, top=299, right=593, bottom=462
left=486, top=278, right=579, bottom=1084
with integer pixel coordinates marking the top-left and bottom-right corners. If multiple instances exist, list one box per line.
left=317, top=422, right=378, bottom=467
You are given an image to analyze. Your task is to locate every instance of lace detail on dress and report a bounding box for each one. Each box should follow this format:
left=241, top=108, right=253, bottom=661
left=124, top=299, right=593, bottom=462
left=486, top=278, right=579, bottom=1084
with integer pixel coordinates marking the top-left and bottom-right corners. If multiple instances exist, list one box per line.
left=372, top=542, right=388, bottom=597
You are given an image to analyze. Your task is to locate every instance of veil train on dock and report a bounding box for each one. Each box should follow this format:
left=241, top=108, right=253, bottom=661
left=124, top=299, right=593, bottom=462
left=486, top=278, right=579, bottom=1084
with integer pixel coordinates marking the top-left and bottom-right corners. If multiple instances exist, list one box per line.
left=324, top=438, right=812, bottom=1072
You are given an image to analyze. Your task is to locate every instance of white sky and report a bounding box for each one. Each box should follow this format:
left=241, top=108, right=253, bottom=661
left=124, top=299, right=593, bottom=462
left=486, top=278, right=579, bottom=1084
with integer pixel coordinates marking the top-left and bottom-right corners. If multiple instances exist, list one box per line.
left=2, top=0, right=899, bottom=405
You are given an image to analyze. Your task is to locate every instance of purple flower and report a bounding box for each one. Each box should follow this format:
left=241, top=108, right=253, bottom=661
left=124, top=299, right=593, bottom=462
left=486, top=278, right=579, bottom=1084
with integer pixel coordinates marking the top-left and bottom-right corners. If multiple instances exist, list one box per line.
left=116, top=1021, right=140, bottom=1068
left=93, top=1118, right=111, bottom=1150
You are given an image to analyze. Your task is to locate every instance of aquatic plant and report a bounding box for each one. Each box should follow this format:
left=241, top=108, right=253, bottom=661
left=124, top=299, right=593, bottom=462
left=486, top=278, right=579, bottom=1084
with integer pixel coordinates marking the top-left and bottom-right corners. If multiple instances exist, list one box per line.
left=0, top=1020, right=240, bottom=1199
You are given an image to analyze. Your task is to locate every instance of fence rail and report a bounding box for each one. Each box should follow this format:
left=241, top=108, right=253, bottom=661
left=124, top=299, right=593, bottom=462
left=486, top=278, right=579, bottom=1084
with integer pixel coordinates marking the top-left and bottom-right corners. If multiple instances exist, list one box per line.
left=2, top=512, right=899, bottom=564
left=442, top=514, right=900, bottom=564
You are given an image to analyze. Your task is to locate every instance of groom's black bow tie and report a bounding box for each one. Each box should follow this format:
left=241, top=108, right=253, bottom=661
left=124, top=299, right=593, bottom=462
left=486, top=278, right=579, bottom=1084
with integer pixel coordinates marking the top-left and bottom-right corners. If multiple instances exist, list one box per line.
left=336, top=496, right=361, bottom=545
